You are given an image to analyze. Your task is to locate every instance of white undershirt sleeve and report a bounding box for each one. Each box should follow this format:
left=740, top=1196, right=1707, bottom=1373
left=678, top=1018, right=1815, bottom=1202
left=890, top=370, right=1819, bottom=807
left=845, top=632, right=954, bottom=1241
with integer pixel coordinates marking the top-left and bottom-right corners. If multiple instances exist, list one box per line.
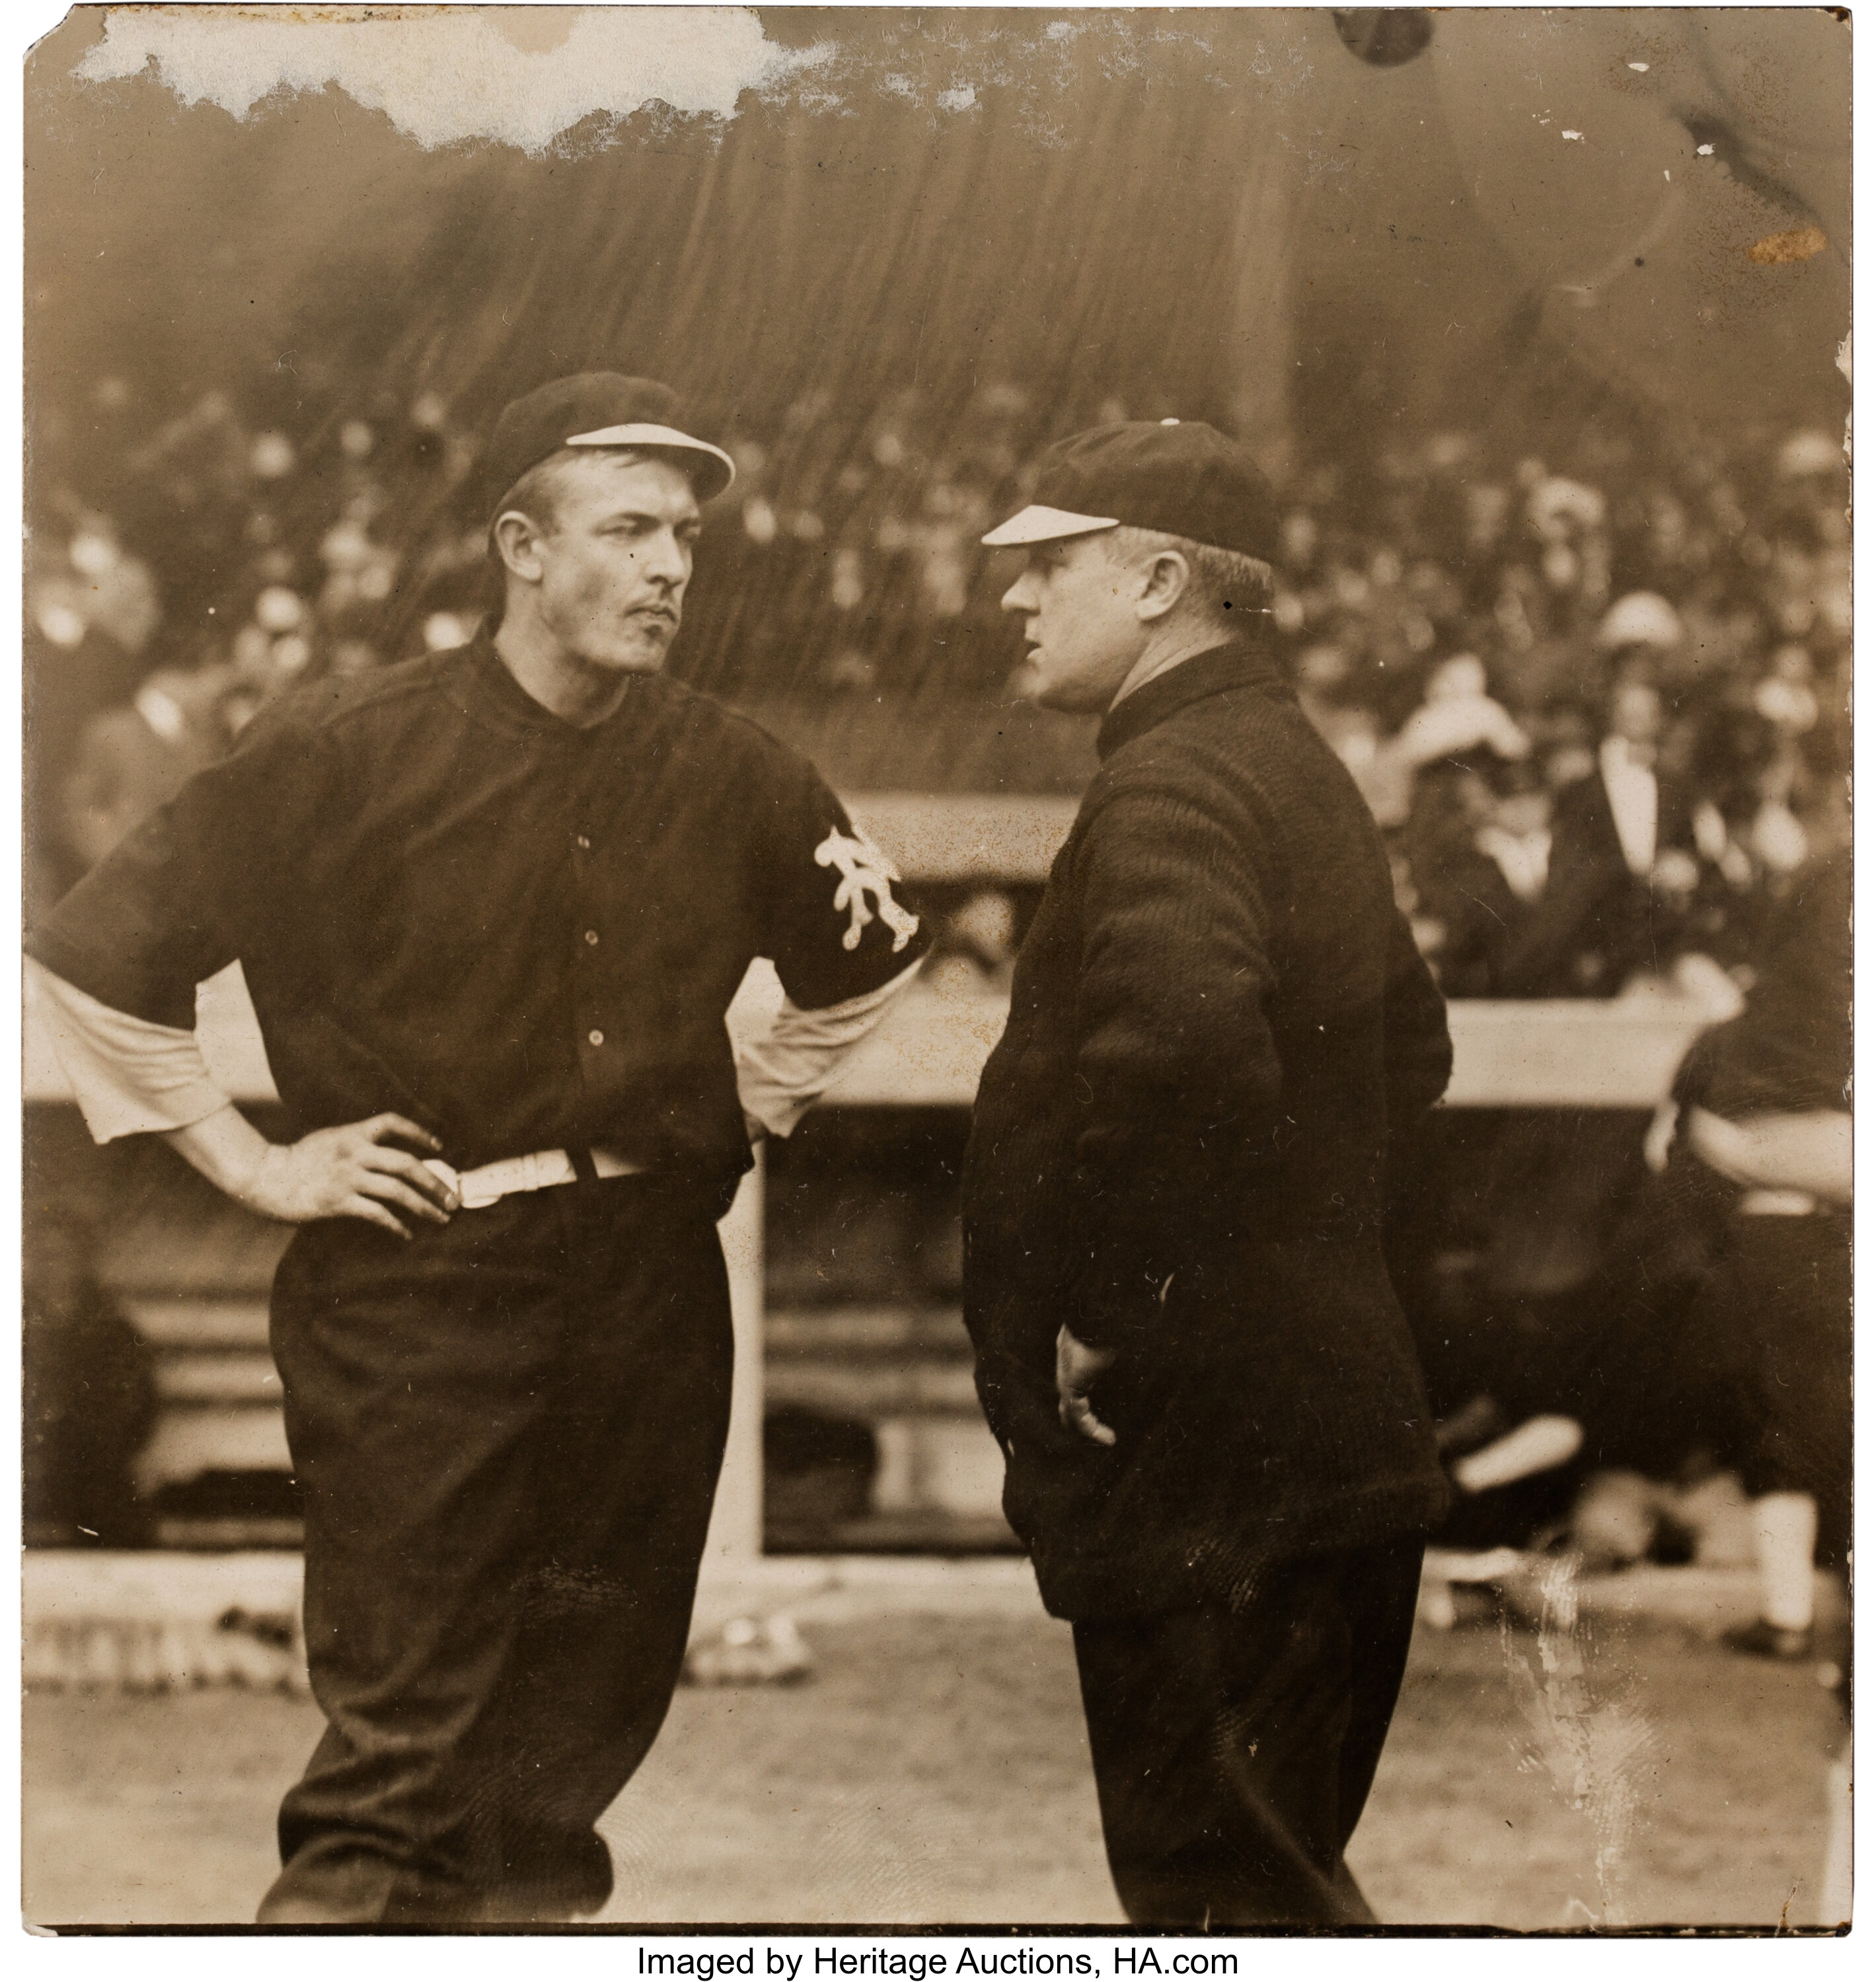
left=26, top=956, right=233, bottom=1144
left=733, top=955, right=924, bottom=1139
left=36, top=949, right=926, bottom=1152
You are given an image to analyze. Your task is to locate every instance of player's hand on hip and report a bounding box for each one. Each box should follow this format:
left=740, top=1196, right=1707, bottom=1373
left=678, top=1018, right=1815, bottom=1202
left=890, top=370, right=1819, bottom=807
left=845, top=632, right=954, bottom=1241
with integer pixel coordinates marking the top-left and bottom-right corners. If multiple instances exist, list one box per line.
left=241, top=1113, right=459, bottom=1238
left=1056, top=1325, right=1119, bottom=1446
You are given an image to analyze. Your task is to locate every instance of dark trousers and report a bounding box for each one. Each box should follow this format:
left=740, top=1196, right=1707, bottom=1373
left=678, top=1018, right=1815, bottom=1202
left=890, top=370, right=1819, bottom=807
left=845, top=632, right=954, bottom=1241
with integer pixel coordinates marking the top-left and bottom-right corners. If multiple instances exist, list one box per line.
left=1701, top=1211, right=1853, bottom=1569
left=1072, top=1537, right=1424, bottom=1929
left=259, top=1175, right=734, bottom=1925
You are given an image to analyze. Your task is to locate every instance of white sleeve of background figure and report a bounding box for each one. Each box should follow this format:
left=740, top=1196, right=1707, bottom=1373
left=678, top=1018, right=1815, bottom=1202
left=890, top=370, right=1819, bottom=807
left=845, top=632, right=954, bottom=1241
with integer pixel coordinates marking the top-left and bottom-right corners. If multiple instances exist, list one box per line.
left=734, top=955, right=925, bottom=1140
left=27, top=955, right=233, bottom=1144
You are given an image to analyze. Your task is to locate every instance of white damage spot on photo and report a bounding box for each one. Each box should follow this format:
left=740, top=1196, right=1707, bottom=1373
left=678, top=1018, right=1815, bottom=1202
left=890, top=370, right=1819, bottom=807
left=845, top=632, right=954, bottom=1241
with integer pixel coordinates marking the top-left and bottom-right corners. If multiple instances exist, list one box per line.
left=73, top=5, right=823, bottom=153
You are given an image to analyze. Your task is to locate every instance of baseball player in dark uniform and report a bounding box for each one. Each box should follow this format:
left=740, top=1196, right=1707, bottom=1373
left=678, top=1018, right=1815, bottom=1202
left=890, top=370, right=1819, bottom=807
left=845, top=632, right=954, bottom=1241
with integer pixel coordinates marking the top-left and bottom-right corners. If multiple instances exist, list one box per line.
left=961, top=421, right=1452, bottom=1928
left=28, top=373, right=928, bottom=1924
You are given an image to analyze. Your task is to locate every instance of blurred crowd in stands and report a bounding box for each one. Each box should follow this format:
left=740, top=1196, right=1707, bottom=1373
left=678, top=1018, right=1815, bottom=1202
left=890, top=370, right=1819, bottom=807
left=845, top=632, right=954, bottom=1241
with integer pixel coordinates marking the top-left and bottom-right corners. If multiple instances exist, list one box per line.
left=27, top=373, right=1848, bottom=1015
left=24, top=375, right=1852, bottom=1612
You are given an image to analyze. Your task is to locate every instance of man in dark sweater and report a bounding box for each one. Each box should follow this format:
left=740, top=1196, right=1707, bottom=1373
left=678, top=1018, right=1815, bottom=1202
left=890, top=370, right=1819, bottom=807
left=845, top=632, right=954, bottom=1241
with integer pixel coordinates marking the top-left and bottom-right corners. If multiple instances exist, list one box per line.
left=961, top=422, right=1452, bottom=1928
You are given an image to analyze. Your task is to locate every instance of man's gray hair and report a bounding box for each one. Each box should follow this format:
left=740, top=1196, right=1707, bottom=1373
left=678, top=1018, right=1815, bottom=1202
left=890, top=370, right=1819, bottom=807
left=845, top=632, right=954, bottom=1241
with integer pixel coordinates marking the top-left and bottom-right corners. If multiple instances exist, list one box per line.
left=1105, top=525, right=1275, bottom=623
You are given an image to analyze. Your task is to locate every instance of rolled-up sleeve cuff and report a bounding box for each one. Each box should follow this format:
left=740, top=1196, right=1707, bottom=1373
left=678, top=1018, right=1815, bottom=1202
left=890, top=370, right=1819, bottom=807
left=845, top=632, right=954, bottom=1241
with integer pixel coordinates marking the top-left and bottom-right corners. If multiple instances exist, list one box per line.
left=735, top=955, right=924, bottom=1138
left=27, top=957, right=231, bottom=1143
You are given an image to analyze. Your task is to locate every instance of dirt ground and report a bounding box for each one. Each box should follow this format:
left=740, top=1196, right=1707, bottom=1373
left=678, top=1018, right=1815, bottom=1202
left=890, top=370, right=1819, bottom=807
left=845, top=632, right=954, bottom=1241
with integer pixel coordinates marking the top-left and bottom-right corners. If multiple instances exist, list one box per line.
left=23, top=1605, right=1846, bottom=1931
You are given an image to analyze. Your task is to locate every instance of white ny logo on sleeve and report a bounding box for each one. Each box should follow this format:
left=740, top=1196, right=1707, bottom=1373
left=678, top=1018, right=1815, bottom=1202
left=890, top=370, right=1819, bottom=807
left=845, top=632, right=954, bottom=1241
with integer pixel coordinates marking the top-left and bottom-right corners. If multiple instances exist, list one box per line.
left=814, top=827, right=920, bottom=953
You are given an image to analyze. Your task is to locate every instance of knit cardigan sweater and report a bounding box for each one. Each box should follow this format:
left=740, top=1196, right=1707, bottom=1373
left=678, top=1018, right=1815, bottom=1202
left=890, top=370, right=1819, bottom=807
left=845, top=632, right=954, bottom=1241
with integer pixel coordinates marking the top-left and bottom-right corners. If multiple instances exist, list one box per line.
left=961, top=640, right=1454, bottom=1619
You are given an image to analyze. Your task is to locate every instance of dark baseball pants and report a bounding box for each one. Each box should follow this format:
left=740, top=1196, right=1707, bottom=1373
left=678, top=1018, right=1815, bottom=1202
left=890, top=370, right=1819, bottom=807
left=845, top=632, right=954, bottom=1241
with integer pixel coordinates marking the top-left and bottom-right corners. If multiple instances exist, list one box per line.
left=258, top=1173, right=734, bottom=1925
left=1072, top=1537, right=1425, bottom=1929
left=1702, top=1210, right=1853, bottom=1570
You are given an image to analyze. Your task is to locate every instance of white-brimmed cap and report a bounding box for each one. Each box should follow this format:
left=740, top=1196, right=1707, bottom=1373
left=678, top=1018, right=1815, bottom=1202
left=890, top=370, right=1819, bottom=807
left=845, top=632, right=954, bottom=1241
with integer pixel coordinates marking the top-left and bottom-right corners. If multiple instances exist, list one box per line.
left=980, top=503, right=1120, bottom=548
left=484, top=373, right=737, bottom=514
left=564, top=422, right=737, bottom=494
left=980, top=419, right=1279, bottom=558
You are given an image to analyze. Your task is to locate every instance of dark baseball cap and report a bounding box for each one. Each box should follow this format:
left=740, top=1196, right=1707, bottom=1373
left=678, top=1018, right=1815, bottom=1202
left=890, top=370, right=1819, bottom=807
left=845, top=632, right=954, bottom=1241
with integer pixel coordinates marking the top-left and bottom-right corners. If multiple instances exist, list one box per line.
left=982, top=419, right=1278, bottom=560
left=482, top=373, right=736, bottom=518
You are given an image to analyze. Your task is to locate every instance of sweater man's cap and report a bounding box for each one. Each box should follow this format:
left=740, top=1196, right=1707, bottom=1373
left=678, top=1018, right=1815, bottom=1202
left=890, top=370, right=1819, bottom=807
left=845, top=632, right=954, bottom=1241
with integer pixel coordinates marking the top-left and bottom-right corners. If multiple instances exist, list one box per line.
left=483, top=373, right=736, bottom=519
left=983, top=419, right=1279, bottom=560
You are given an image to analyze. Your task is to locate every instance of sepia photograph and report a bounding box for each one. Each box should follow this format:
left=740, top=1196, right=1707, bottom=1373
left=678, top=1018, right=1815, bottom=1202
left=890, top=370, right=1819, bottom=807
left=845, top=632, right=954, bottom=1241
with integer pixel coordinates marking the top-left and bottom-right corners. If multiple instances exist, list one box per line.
left=16, top=2, right=1854, bottom=1935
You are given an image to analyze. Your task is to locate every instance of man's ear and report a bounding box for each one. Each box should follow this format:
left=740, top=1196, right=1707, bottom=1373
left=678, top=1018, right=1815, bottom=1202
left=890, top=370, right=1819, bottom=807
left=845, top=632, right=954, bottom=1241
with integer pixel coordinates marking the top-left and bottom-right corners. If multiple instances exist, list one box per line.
left=492, top=511, right=545, bottom=583
left=1135, top=549, right=1192, bottom=624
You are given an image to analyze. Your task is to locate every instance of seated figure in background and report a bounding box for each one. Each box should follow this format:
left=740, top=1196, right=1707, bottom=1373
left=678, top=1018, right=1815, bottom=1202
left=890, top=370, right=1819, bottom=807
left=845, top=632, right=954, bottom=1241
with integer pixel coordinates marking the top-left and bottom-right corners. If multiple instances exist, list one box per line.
left=59, top=661, right=239, bottom=875
left=1667, top=834, right=1851, bottom=1661
left=1405, top=748, right=1551, bottom=999
left=1500, top=668, right=1696, bottom=996
left=22, top=1202, right=157, bottom=1549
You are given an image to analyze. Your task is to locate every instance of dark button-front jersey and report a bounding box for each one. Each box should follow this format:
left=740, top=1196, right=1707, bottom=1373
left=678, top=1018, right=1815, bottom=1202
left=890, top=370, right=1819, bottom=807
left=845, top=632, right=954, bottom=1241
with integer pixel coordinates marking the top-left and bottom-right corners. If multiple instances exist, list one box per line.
left=30, top=635, right=928, bottom=1181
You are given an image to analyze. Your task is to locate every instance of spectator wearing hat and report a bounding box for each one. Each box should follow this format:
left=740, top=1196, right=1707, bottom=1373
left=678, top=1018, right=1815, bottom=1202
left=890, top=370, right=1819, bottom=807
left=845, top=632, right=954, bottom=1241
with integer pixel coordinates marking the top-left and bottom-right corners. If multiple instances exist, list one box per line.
left=1679, top=701, right=1808, bottom=974
left=59, top=661, right=240, bottom=874
left=961, top=420, right=1452, bottom=1927
left=23, top=529, right=163, bottom=919
left=1506, top=665, right=1698, bottom=996
left=1407, top=749, right=1554, bottom=1000
left=26, top=373, right=929, bottom=1923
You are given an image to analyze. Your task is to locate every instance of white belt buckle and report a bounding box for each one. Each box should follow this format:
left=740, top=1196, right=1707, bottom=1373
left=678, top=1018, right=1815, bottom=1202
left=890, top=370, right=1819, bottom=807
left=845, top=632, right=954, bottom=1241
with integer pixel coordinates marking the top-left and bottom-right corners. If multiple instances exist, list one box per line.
left=427, top=1146, right=622, bottom=1210
left=420, top=1157, right=486, bottom=1213
left=427, top=1154, right=506, bottom=1211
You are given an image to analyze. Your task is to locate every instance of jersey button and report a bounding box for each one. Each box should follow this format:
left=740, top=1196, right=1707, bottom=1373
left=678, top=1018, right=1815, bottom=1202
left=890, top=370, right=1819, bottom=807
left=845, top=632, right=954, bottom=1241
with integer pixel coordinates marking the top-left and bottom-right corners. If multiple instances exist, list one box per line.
left=576, top=834, right=593, bottom=851
left=587, top=1029, right=605, bottom=1047
left=583, top=930, right=600, bottom=946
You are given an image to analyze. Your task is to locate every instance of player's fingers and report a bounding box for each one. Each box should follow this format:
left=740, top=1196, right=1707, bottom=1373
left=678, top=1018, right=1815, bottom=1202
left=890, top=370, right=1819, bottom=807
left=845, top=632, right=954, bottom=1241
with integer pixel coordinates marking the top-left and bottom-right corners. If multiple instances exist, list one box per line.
left=364, top=1113, right=444, bottom=1153
left=342, top=1194, right=412, bottom=1240
left=359, top=1146, right=458, bottom=1210
left=357, top=1172, right=450, bottom=1224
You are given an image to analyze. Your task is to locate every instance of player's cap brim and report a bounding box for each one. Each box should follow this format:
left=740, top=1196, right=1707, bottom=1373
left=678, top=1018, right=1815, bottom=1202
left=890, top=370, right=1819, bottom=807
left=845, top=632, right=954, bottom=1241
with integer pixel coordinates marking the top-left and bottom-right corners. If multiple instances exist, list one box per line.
left=564, top=422, right=737, bottom=495
left=980, top=505, right=1120, bottom=547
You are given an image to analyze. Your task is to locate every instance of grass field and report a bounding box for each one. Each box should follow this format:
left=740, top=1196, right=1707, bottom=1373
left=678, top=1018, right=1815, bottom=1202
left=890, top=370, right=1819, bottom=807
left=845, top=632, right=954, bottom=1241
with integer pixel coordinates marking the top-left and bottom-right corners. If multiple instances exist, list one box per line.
left=24, top=1605, right=1846, bottom=1930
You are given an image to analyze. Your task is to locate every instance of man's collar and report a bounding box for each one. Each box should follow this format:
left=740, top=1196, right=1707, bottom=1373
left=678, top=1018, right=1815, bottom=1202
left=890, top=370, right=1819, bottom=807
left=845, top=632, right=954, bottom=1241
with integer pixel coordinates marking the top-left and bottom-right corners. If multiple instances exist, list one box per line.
left=449, top=626, right=653, bottom=740
left=1601, top=733, right=1657, bottom=774
left=1095, top=632, right=1291, bottom=760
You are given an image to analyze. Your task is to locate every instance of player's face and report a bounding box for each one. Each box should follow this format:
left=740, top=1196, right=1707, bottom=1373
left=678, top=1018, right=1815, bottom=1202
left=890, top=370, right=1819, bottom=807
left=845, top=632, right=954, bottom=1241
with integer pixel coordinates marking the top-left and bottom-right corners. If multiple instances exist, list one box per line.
left=1000, top=532, right=1146, bottom=714
left=529, top=453, right=702, bottom=675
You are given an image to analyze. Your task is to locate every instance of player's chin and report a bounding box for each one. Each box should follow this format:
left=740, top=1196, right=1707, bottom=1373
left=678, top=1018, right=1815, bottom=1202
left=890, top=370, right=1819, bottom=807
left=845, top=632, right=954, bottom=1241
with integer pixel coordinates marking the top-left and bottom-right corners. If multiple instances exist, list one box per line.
left=599, top=623, right=677, bottom=672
